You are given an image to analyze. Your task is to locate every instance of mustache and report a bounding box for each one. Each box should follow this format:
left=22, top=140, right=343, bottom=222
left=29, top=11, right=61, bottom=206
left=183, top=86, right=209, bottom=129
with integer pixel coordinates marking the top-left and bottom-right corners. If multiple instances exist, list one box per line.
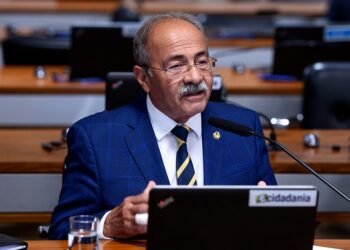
left=179, top=82, right=208, bottom=97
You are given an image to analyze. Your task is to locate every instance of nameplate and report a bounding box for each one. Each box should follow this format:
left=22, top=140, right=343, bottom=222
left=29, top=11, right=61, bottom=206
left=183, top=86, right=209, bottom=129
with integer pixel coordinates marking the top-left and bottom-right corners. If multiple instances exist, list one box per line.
left=249, top=190, right=317, bottom=207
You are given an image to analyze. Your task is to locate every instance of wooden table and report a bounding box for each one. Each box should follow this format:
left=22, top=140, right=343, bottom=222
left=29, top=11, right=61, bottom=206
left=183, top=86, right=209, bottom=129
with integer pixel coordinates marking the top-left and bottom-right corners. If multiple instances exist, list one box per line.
left=0, top=0, right=120, bottom=13
left=0, top=128, right=66, bottom=173
left=1, top=128, right=349, bottom=223
left=138, top=1, right=327, bottom=16
left=26, top=239, right=350, bottom=250
left=0, top=66, right=303, bottom=95
left=215, top=67, right=303, bottom=95
left=0, top=66, right=103, bottom=94
left=268, top=129, right=350, bottom=174
left=0, top=0, right=326, bottom=16
left=1, top=128, right=349, bottom=174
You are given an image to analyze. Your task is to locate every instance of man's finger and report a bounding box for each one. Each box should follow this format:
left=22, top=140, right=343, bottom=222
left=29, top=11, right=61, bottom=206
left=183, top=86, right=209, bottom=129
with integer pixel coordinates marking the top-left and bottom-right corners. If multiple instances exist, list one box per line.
left=129, top=202, right=148, bottom=215
left=143, top=181, right=156, bottom=196
left=131, top=181, right=157, bottom=204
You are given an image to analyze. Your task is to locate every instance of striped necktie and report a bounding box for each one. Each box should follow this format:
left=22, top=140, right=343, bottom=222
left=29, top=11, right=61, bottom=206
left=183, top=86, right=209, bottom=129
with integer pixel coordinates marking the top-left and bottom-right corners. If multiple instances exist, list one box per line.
left=171, top=125, right=197, bottom=186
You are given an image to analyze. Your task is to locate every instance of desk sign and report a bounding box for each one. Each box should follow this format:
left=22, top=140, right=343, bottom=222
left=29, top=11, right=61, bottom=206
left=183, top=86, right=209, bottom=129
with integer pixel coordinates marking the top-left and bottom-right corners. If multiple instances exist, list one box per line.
left=324, top=25, right=350, bottom=42
left=249, top=190, right=317, bottom=207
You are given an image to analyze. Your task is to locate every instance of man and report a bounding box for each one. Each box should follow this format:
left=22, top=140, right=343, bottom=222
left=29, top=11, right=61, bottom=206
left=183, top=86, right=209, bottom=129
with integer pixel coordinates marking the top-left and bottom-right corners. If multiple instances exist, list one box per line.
left=49, top=12, right=276, bottom=240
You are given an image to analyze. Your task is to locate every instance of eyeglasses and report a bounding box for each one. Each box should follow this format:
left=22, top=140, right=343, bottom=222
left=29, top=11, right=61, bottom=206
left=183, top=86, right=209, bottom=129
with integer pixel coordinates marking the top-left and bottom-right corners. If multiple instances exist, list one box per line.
left=143, top=57, right=217, bottom=79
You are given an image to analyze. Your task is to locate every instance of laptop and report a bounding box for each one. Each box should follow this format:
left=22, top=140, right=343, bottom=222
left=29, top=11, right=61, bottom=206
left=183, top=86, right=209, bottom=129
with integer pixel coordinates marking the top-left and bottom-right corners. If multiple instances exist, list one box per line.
left=69, top=21, right=140, bottom=81
left=147, top=186, right=318, bottom=250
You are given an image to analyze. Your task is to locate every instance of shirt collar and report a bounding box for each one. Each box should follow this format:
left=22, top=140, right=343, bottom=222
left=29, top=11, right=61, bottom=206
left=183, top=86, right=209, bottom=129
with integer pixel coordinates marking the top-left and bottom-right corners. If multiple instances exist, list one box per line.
left=146, top=95, right=202, bottom=141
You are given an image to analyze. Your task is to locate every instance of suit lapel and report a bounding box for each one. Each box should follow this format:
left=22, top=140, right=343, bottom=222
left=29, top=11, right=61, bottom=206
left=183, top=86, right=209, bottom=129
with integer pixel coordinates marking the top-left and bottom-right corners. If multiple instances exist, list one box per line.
left=124, top=100, right=170, bottom=185
left=202, top=106, right=224, bottom=185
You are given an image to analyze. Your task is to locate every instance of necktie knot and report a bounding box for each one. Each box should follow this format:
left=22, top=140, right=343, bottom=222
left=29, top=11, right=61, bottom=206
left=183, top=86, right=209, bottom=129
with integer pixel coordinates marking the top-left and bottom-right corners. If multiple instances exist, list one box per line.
left=171, top=125, right=190, bottom=142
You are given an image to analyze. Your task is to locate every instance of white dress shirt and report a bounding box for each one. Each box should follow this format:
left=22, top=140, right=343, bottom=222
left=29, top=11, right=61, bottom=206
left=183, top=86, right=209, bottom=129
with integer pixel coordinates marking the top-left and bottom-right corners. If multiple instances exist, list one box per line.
left=146, top=95, right=204, bottom=186
left=98, top=95, right=204, bottom=238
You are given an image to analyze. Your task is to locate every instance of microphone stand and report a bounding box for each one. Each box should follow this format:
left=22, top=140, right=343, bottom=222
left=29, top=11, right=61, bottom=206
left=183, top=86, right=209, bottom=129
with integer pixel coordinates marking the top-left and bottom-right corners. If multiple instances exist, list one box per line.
left=251, top=130, right=350, bottom=203
left=208, top=116, right=350, bottom=203
left=256, top=111, right=281, bottom=151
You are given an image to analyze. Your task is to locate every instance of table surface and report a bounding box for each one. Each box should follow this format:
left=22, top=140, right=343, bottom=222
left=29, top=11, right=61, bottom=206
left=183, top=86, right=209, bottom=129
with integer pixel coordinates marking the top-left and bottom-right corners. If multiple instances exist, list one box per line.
left=0, top=0, right=120, bottom=13
left=0, top=128, right=66, bottom=173
left=1, top=128, right=349, bottom=174
left=26, top=239, right=350, bottom=250
left=138, top=1, right=327, bottom=16
left=0, top=66, right=303, bottom=95
left=1, top=128, right=349, bottom=224
left=0, top=1, right=327, bottom=16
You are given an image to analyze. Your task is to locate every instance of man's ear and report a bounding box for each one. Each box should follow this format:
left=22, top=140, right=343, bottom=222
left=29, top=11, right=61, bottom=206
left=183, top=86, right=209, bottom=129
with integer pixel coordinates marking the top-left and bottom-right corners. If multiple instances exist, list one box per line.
left=134, top=65, right=150, bottom=93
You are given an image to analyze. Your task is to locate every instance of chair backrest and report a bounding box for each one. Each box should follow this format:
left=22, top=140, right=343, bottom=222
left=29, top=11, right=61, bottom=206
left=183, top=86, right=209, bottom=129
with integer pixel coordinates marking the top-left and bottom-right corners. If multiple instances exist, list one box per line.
left=302, top=62, right=350, bottom=128
left=105, top=72, right=144, bottom=111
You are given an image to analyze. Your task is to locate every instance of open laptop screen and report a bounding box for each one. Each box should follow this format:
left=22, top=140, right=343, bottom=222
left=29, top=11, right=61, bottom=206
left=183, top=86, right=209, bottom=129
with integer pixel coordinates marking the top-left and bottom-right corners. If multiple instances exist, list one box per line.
left=147, top=186, right=318, bottom=250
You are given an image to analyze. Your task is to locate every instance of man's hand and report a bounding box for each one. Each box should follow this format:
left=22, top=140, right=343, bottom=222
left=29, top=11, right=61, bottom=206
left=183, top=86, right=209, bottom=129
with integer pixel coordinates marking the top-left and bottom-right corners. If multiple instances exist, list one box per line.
left=103, top=181, right=156, bottom=239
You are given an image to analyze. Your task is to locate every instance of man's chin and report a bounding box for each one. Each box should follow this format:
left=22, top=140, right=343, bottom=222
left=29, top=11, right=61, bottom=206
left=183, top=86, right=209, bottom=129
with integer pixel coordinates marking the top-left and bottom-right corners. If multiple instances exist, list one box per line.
left=184, top=101, right=207, bottom=116
left=179, top=92, right=210, bottom=115
left=174, top=101, right=207, bottom=123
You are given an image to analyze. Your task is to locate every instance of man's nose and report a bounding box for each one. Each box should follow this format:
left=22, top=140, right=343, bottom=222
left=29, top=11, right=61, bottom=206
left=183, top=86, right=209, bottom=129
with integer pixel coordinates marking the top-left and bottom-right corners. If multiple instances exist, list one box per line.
left=183, top=64, right=203, bottom=84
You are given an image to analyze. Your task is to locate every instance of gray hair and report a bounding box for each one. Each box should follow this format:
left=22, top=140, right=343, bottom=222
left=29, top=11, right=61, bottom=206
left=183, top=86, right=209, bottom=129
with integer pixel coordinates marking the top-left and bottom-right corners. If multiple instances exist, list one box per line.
left=133, top=12, right=206, bottom=66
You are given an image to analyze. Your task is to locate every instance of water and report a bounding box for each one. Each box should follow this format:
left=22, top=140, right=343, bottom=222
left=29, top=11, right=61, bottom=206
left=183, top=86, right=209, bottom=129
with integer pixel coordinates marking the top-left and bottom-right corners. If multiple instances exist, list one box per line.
left=68, top=231, right=98, bottom=250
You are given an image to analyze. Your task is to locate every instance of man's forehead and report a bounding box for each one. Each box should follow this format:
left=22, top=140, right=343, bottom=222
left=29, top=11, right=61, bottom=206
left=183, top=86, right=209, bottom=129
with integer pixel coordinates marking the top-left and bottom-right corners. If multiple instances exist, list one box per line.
left=165, top=50, right=208, bottom=62
left=148, top=19, right=205, bottom=48
left=149, top=18, right=201, bottom=37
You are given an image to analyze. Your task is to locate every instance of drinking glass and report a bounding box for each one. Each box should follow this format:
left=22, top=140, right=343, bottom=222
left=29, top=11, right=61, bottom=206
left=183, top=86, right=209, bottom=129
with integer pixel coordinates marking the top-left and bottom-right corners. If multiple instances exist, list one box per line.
left=68, top=215, right=99, bottom=250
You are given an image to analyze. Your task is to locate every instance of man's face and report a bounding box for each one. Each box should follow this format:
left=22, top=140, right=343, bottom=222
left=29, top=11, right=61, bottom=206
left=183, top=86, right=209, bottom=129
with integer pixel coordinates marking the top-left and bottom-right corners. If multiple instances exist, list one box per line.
left=139, top=19, right=213, bottom=123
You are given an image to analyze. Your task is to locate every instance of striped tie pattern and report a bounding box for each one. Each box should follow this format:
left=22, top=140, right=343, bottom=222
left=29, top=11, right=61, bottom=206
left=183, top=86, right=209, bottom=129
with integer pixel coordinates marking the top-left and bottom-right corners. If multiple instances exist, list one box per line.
left=171, top=125, right=197, bottom=186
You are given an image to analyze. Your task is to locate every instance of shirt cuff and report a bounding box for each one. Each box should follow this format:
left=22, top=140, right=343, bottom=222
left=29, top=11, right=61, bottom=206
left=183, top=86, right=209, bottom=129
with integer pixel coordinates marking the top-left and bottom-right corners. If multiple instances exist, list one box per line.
left=98, top=210, right=112, bottom=240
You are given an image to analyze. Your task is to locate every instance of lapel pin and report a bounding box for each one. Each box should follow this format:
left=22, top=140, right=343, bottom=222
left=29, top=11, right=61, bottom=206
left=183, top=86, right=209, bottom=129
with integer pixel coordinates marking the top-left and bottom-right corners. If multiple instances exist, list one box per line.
left=213, top=131, right=220, bottom=140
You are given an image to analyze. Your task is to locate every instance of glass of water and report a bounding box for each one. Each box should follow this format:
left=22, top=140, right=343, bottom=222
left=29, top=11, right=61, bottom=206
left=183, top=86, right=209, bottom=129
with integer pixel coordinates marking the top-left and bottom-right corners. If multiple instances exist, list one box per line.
left=68, top=215, right=99, bottom=250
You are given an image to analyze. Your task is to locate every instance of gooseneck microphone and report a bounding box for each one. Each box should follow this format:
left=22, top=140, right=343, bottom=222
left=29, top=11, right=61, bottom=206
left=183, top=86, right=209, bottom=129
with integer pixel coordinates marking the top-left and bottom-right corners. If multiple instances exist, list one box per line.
left=223, top=99, right=279, bottom=150
left=208, top=117, right=350, bottom=203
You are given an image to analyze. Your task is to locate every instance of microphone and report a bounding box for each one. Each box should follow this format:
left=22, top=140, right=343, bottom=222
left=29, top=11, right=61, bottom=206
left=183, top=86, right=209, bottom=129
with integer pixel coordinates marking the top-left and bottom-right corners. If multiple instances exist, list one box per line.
left=223, top=99, right=280, bottom=150
left=208, top=117, right=350, bottom=203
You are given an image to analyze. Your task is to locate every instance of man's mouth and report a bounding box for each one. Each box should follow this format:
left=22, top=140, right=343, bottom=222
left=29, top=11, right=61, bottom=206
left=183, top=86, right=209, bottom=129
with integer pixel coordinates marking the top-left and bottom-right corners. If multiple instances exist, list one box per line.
left=180, top=82, right=208, bottom=98
left=182, top=89, right=205, bottom=97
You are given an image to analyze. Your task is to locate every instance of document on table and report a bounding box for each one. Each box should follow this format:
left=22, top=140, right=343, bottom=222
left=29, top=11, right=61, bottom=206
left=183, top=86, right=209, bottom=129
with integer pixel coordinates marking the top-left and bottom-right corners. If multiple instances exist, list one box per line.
left=313, top=245, right=341, bottom=250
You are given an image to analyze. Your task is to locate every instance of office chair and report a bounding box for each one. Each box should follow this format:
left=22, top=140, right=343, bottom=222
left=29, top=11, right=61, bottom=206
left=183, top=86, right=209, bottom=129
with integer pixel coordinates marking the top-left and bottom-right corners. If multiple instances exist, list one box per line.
left=105, top=72, right=145, bottom=111
left=2, top=35, right=70, bottom=65
left=302, top=62, right=350, bottom=129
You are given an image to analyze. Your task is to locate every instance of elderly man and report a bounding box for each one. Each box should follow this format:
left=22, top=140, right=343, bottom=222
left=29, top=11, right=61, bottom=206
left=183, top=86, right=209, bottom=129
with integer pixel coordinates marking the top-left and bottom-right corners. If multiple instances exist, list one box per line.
left=49, top=12, right=276, bottom=240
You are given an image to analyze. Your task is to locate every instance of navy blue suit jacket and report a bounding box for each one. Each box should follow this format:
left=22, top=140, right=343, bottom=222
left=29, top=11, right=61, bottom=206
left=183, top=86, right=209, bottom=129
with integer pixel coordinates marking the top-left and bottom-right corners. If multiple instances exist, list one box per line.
left=49, top=97, right=276, bottom=239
